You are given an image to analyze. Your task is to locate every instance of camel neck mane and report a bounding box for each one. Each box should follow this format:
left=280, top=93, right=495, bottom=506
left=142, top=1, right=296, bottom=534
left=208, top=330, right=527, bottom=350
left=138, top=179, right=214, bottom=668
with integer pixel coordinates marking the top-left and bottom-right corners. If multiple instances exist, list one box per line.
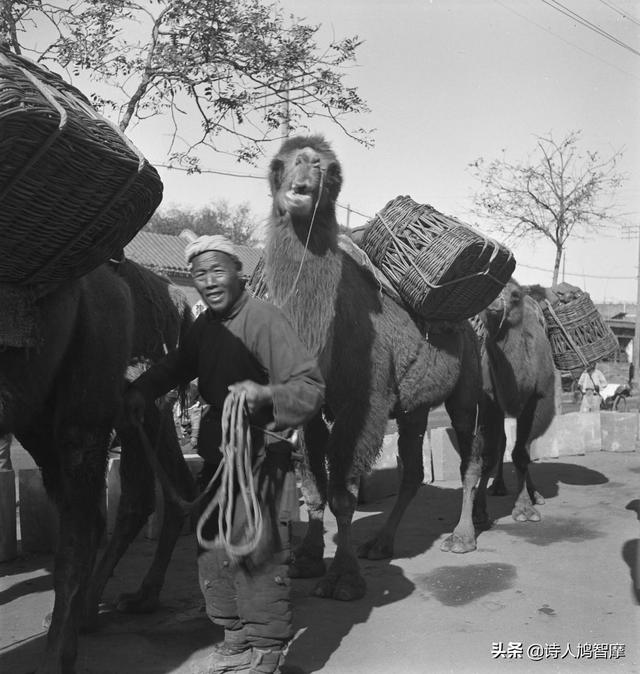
left=265, top=211, right=341, bottom=357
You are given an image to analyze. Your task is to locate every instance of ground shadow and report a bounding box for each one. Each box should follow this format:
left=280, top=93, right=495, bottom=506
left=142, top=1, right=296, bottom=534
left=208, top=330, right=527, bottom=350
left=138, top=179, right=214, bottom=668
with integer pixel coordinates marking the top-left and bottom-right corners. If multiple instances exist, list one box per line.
left=0, top=553, right=53, bottom=579
left=496, top=460, right=608, bottom=501
left=350, top=460, right=609, bottom=560
left=286, top=560, right=414, bottom=673
left=0, top=570, right=52, bottom=605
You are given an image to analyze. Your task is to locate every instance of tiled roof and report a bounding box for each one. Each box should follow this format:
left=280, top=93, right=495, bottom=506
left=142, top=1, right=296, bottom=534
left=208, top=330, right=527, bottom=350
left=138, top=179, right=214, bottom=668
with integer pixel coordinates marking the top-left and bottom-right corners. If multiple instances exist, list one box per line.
left=125, top=231, right=262, bottom=278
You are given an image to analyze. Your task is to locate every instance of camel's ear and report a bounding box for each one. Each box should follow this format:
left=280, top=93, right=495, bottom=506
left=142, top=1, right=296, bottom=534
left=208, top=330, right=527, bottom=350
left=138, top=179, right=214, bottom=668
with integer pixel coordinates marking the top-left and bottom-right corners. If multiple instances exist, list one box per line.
left=269, top=157, right=285, bottom=194
left=325, top=160, right=343, bottom=201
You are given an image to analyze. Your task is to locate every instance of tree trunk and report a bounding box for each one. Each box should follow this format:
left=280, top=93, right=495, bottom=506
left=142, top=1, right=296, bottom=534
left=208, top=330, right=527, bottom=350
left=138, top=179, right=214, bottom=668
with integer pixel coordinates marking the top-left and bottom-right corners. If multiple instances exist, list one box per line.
left=552, top=245, right=563, bottom=286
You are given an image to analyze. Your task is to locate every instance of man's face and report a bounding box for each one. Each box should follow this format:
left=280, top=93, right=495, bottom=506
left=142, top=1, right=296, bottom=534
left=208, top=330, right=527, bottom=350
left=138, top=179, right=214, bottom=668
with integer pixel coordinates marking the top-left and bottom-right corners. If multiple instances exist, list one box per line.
left=191, top=250, right=243, bottom=315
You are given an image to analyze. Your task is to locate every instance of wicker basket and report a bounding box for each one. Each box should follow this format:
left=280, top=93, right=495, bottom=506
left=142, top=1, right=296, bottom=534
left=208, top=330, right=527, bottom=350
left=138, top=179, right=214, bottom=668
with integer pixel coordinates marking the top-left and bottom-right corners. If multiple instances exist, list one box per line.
left=0, top=48, right=163, bottom=284
left=542, top=293, right=618, bottom=371
left=360, top=196, right=515, bottom=321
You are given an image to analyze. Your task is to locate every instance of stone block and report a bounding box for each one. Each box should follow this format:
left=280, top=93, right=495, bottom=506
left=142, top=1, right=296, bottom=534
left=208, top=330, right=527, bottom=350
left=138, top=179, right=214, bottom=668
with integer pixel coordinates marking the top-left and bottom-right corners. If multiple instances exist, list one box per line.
left=18, top=468, right=58, bottom=553
left=430, top=427, right=461, bottom=482
left=530, top=412, right=601, bottom=460
left=600, top=411, right=639, bottom=453
left=0, top=470, right=17, bottom=561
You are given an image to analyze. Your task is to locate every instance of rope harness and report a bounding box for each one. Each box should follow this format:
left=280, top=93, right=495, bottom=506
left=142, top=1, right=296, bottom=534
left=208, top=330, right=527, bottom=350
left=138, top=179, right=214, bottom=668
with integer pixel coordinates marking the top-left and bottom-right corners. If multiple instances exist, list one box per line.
left=275, top=168, right=325, bottom=309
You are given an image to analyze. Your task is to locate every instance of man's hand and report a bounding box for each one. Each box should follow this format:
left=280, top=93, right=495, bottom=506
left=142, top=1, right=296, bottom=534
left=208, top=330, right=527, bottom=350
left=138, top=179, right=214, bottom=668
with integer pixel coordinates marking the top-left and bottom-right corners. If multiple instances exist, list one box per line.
left=123, top=386, right=147, bottom=426
left=228, top=380, right=273, bottom=416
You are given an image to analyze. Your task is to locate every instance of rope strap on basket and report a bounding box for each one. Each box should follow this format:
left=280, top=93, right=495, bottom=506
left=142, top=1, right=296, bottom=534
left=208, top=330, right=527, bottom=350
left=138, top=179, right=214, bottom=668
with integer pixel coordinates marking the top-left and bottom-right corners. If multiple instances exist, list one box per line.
left=375, top=210, right=508, bottom=289
left=543, top=299, right=590, bottom=370
left=196, top=390, right=264, bottom=557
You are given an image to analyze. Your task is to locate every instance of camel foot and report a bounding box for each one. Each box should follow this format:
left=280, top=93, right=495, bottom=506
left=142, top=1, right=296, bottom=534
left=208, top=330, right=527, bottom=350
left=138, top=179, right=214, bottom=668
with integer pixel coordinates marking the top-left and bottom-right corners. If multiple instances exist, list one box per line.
left=440, top=532, right=477, bottom=554
left=512, top=503, right=541, bottom=522
left=533, top=491, right=545, bottom=505
left=288, top=554, right=325, bottom=579
left=313, top=571, right=366, bottom=601
left=116, top=588, right=161, bottom=614
left=356, top=537, right=393, bottom=560
left=490, top=480, right=508, bottom=496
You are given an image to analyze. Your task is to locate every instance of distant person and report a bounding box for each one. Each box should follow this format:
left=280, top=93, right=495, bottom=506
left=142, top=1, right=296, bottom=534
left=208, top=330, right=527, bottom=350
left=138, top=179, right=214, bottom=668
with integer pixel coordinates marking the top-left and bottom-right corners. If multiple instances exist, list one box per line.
left=0, top=433, right=13, bottom=471
left=578, top=363, right=607, bottom=394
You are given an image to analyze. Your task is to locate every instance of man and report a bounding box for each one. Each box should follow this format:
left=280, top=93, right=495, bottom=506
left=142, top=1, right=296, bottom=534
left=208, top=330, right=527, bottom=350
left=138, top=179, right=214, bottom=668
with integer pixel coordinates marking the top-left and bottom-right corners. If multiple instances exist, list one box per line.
left=578, top=362, right=607, bottom=395
left=124, top=235, right=324, bottom=674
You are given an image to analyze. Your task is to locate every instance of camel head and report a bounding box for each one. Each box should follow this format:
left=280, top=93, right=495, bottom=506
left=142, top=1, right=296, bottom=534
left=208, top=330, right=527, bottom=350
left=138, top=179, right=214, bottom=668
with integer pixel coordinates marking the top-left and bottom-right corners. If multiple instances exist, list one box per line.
left=269, top=135, right=342, bottom=228
left=481, top=279, right=524, bottom=338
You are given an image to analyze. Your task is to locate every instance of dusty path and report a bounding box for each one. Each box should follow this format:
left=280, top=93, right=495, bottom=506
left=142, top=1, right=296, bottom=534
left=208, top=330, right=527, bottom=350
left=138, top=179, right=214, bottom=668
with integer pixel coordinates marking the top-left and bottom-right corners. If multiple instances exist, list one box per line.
left=1, top=452, right=639, bottom=674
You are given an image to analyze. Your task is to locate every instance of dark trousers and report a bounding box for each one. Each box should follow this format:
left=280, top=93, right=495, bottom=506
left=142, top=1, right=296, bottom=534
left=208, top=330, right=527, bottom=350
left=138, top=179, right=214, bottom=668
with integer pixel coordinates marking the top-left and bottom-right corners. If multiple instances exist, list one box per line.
left=197, top=443, right=293, bottom=649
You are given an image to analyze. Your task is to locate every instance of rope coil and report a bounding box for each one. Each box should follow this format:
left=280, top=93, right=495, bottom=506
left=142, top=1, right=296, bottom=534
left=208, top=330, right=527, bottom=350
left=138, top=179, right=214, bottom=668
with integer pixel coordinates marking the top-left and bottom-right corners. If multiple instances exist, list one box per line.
left=196, top=390, right=264, bottom=557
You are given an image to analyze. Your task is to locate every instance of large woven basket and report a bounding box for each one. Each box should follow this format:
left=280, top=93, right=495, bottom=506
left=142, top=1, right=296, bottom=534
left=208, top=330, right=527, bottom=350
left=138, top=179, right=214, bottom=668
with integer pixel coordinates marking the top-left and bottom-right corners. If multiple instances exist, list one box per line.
left=0, top=48, right=163, bottom=284
left=542, top=293, right=618, bottom=371
left=359, top=195, right=515, bottom=321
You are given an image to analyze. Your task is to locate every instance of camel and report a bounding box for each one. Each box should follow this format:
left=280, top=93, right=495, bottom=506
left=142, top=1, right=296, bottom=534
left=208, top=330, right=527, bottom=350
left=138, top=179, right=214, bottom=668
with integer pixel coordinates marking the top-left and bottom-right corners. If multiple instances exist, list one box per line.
left=262, top=135, right=492, bottom=602
left=0, top=259, right=195, bottom=674
left=473, top=279, right=556, bottom=523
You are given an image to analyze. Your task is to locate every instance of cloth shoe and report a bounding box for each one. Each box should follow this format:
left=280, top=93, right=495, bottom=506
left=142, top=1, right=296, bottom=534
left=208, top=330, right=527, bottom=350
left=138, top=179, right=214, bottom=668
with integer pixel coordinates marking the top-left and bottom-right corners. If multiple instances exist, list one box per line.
left=248, top=647, right=286, bottom=674
left=207, top=648, right=253, bottom=674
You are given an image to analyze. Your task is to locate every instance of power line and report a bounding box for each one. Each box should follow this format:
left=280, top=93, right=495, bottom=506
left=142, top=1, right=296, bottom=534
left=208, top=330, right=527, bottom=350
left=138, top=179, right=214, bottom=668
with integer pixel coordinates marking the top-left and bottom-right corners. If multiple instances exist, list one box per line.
left=494, top=0, right=640, bottom=80
left=155, top=162, right=264, bottom=180
left=540, top=0, right=640, bottom=57
left=598, top=0, right=640, bottom=28
left=517, top=261, right=635, bottom=280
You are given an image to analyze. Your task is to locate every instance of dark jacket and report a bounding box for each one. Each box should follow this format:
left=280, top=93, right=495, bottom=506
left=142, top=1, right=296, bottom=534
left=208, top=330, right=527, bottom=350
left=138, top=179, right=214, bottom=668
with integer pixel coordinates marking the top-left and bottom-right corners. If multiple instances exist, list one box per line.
left=131, top=290, right=325, bottom=461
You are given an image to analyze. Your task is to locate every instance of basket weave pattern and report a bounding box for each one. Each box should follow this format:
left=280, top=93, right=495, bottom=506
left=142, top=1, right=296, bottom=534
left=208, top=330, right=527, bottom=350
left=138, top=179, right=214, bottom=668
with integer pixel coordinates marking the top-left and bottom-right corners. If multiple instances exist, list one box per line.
left=360, top=196, right=515, bottom=321
left=543, top=294, right=618, bottom=370
left=0, top=48, right=163, bottom=284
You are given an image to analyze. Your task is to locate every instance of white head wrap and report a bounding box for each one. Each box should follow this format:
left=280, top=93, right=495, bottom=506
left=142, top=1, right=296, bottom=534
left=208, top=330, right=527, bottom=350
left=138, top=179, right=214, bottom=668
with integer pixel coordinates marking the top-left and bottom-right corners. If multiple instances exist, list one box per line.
left=184, top=235, right=240, bottom=267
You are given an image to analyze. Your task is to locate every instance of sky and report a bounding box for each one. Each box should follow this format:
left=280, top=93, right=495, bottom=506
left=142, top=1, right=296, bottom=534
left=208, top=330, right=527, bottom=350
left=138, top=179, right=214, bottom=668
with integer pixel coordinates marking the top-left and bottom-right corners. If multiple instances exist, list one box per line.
left=32, top=0, right=640, bottom=303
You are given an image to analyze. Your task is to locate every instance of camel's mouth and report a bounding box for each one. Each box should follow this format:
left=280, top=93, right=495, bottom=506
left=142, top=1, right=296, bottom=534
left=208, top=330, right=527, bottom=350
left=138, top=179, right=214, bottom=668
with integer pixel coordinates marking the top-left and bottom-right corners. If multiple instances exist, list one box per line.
left=283, top=189, right=314, bottom=216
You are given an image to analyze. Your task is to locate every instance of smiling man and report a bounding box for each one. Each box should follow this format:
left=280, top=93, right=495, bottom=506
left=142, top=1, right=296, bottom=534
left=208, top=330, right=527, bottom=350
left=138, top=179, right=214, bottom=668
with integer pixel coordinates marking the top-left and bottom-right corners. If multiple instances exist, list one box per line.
left=124, top=234, right=325, bottom=674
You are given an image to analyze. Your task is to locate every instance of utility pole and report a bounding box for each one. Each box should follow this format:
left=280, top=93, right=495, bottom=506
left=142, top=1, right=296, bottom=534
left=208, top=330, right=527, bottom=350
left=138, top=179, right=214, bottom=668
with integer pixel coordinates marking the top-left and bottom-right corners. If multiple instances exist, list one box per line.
left=280, top=78, right=290, bottom=139
left=634, top=224, right=640, bottom=383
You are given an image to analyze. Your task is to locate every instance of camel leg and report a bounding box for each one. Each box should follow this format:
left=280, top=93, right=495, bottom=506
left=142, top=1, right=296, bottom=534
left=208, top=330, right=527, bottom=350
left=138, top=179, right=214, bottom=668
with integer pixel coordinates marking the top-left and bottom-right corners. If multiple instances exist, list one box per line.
left=312, top=475, right=365, bottom=601
left=511, top=400, right=540, bottom=522
left=311, top=403, right=388, bottom=601
left=357, top=405, right=429, bottom=560
left=289, top=413, right=329, bottom=579
left=37, top=426, right=110, bottom=674
left=523, top=391, right=555, bottom=507
left=489, top=429, right=508, bottom=496
left=86, top=403, right=196, bottom=621
left=472, top=397, right=505, bottom=508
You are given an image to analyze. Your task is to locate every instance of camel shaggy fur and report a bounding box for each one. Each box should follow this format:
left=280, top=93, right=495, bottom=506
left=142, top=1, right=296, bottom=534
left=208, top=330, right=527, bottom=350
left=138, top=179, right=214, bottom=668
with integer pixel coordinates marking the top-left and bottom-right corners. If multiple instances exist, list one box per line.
left=0, top=260, right=195, bottom=674
left=263, top=135, right=491, bottom=601
left=475, top=279, right=556, bottom=523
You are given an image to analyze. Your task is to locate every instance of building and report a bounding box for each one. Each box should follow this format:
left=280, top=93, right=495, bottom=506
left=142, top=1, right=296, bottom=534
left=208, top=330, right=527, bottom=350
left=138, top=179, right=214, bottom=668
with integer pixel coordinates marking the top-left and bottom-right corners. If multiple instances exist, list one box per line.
left=124, top=231, right=262, bottom=307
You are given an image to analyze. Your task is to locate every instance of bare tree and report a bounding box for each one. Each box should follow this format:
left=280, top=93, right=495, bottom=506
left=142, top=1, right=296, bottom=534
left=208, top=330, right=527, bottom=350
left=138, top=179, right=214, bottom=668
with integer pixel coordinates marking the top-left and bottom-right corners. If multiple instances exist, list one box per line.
left=1, top=0, right=372, bottom=165
left=470, top=130, right=625, bottom=284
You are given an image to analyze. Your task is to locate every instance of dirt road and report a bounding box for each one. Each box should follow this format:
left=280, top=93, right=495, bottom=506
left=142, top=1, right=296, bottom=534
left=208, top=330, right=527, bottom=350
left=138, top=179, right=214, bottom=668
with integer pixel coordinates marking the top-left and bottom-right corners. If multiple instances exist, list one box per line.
left=1, top=451, right=639, bottom=674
